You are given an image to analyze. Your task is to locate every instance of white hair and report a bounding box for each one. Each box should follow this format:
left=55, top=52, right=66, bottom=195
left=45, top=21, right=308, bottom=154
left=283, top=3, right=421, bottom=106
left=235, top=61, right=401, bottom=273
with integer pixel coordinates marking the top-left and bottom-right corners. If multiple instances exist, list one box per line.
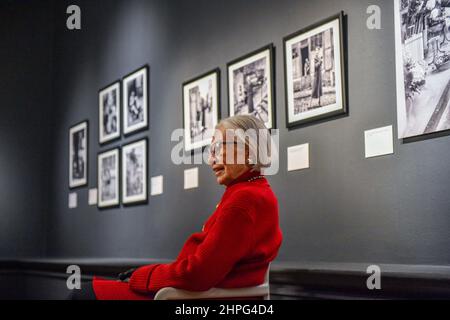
left=216, top=115, right=272, bottom=172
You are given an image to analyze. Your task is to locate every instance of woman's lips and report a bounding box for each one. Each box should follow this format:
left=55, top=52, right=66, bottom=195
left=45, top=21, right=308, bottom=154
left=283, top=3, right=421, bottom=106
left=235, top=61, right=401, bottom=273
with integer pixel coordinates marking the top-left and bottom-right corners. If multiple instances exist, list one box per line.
left=213, top=166, right=225, bottom=177
left=215, top=169, right=224, bottom=177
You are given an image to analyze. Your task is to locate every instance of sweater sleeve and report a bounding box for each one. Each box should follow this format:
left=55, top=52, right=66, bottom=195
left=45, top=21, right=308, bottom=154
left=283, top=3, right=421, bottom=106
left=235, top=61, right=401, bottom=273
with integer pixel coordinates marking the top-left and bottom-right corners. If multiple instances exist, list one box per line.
left=129, top=206, right=254, bottom=293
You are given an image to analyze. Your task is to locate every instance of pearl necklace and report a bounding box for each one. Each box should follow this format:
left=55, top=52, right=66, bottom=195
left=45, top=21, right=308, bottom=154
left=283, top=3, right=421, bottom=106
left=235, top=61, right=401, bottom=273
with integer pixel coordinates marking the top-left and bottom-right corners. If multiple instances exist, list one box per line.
left=247, top=175, right=265, bottom=182
left=214, top=175, right=265, bottom=210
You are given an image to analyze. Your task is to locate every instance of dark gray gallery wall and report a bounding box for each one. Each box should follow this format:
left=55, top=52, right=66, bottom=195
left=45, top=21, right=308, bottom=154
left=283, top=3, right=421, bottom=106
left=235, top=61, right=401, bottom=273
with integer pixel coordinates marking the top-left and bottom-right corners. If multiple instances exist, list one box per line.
left=4, top=0, right=448, bottom=268
left=47, top=0, right=183, bottom=258
left=0, top=1, right=54, bottom=258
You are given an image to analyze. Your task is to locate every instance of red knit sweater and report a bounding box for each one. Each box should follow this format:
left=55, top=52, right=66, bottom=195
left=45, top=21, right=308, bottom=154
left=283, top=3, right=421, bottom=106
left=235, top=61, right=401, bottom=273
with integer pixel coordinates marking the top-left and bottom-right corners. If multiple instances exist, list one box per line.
left=93, top=170, right=283, bottom=300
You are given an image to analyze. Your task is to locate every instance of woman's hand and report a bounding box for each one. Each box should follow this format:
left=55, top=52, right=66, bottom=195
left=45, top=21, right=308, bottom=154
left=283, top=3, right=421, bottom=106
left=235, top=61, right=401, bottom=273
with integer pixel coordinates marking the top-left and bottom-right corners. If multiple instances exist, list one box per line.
left=117, top=268, right=137, bottom=282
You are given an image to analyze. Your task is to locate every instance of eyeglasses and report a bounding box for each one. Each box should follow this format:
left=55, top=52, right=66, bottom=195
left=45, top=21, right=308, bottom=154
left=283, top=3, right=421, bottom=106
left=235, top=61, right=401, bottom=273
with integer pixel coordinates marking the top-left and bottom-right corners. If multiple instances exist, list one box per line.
left=209, top=140, right=238, bottom=158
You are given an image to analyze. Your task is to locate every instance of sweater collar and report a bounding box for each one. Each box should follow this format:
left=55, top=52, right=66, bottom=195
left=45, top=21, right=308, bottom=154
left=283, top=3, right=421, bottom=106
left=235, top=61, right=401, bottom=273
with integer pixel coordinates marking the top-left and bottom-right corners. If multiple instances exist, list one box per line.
left=226, top=169, right=263, bottom=188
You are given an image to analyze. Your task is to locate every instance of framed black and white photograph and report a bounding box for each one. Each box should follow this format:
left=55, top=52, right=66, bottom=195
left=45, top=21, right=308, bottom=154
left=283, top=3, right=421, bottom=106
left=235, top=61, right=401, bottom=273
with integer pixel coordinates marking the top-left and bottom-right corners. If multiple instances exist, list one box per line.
left=183, top=69, right=220, bottom=151
left=123, top=65, right=149, bottom=135
left=98, top=148, right=120, bottom=208
left=284, top=12, right=347, bottom=128
left=69, top=121, right=88, bottom=188
left=227, top=44, right=275, bottom=129
left=99, top=81, right=121, bottom=144
left=122, top=139, right=147, bottom=205
left=394, top=0, right=450, bottom=139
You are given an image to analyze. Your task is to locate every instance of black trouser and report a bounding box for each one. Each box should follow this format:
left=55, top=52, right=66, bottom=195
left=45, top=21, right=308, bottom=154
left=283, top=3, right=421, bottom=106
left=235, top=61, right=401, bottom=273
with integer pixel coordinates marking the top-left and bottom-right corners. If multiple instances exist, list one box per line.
left=68, top=281, right=96, bottom=300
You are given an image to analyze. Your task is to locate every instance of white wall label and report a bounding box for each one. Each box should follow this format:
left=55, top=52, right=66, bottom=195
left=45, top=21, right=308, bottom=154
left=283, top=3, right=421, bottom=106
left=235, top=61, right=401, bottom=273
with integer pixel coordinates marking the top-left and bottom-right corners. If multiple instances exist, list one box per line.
left=287, top=143, right=310, bottom=172
left=365, top=125, right=394, bottom=158
left=88, top=188, right=98, bottom=205
left=151, top=175, right=164, bottom=196
left=68, top=192, right=78, bottom=209
left=184, top=168, right=199, bottom=190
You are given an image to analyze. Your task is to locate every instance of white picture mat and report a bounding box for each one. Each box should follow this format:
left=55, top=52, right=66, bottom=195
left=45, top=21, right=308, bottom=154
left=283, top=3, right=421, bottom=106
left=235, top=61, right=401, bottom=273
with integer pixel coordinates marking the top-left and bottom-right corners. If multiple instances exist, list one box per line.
left=228, top=48, right=273, bottom=129
left=69, top=121, right=88, bottom=188
left=151, top=175, right=164, bottom=196
left=287, top=143, right=310, bottom=172
left=285, top=18, right=343, bottom=123
left=88, top=188, right=98, bottom=206
left=123, top=67, right=148, bottom=134
left=364, top=125, right=394, bottom=158
left=98, top=149, right=120, bottom=208
left=99, top=82, right=121, bottom=143
left=68, top=192, right=77, bottom=209
left=183, top=72, right=219, bottom=151
left=184, top=167, right=199, bottom=190
left=393, top=0, right=450, bottom=138
left=122, top=139, right=147, bottom=204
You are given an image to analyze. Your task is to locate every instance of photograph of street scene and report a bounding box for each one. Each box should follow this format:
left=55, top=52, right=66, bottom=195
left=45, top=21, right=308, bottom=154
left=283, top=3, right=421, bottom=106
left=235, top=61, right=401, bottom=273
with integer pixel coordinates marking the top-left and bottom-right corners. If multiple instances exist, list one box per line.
left=290, top=27, right=336, bottom=116
left=396, top=0, right=450, bottom=138
left=228, top=47, right=273, bottom=129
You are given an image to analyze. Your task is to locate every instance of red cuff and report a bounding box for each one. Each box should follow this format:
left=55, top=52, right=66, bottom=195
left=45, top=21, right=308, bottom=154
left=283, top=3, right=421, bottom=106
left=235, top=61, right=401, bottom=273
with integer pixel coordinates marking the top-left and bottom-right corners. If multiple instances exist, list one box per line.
left=129, top=264, right=161, bottom=293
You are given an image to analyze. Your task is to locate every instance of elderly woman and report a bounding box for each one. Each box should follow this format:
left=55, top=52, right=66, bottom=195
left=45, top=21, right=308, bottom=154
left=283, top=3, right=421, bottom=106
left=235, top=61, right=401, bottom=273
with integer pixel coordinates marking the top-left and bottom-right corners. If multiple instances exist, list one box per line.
left=72, top=115, right=283, bottom=300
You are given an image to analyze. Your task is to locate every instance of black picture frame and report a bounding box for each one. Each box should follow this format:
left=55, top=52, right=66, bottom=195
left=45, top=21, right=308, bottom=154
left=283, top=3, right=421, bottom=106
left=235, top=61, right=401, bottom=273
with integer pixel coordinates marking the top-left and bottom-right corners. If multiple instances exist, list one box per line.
left=122, top=65, right=150, bottom=136
left=283, top=12, right=347, bottom=129
left=97, top=147, right=121, bottom=209
left=99, top=80, right=121, bottom=145
left=227, top=44, right=276, bottom=129
left=69, top=120, right=89, bottom=189
left=182, top=68, right=221, bottom=152
left=121, top=137, right=148, bottom=206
